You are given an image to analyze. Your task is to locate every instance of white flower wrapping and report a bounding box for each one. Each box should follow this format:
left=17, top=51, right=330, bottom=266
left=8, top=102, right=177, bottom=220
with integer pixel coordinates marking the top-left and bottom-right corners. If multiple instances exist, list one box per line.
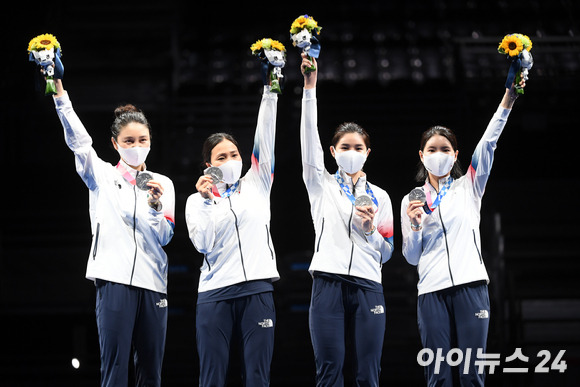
left=32, top=49, right=56, bottom=76
left=291, top=28, right=313, bottom=49
left=520, top=49, right=534, bottom=81
left=264, top=49, right=286, bottom=68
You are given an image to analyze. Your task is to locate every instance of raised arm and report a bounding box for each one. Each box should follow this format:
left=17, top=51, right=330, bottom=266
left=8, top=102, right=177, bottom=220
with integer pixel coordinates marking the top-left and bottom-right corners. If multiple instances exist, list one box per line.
left=52, top=78, right=105, bottom=190
left=500, top=83, right=521, bottom=110
left=53, top=78, right=92, bottom=152
left=54, top=78, right=65, bottom=98
left=248, top=85, right=278, bottom=195
left=468, top=81, right=524, bottom=198
left=300, top=54, right=325, bottom=192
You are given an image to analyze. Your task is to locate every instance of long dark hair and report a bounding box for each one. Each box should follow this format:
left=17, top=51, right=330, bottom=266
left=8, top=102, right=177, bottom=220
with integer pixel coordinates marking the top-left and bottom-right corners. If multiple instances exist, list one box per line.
left=110, top=104, right=151, bottom=140
left=331, top=122, right=370, bottom=148
left=415, top=125, right=463, bottom=182
left=201, top=132, right=240, bottom=170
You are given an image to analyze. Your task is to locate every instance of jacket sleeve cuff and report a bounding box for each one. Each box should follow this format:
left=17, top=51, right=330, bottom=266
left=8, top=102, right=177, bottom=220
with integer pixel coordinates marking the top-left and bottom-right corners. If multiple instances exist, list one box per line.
left=369, top=230, right=387, bottom=252
left=53, top=90, right=71, bottom=108
left=263, top=85, right=279, bottom=99
left=496, top=105, right=511, bottom=120
left=303, top=87, right=316, bottom=100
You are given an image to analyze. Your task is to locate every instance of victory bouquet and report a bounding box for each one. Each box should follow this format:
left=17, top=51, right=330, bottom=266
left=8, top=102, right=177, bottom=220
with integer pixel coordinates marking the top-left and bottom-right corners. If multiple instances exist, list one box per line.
left=27, top=33, right=64, bottom=96
left=289, top=14, right=322, bottom=73
left=498, top=33, right=533, bottom=94
left=250, top=38, right=286, bottom=94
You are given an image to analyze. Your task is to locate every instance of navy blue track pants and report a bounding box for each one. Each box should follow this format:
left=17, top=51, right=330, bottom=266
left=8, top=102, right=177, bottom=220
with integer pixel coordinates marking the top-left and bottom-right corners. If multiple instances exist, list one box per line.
left=95, top=280, right=168, bottom=387
left=309, top=276, right=386, bottom=387
left=196, top=292, right=276, bottom=387
left=417, top=282, right=490, bottom=387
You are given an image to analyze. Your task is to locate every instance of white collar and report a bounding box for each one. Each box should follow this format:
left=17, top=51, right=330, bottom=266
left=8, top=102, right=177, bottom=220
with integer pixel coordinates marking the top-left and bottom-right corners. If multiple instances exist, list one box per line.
left=338, top=169, right=367, bottom=188
left=425, top=174, right=453, bottom=192
left=118, top=159, right=148, bottom=176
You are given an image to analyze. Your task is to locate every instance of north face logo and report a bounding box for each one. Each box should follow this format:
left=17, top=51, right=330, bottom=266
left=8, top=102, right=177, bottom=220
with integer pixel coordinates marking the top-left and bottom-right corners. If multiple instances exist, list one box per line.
left=370, top=305, right=385, bottom=314
left=475, top=309, right=489, bottom=319
left=156, top=299, right=168, bottom=308
left=258, top=319, right=274, bottom=328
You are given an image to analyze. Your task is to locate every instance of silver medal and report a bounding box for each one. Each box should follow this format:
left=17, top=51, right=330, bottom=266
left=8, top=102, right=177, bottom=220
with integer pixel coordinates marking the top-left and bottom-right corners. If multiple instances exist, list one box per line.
left=354, top=195, right=373, bottom=207
left=409, top=188, right=426, bottom=203
left=204, top=166, right=223, bottom=184
left=136, top=172, right=153, bottom=191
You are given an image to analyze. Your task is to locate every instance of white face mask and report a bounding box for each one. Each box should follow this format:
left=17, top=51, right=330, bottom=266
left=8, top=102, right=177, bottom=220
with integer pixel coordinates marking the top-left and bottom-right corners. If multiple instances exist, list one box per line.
left=334, top=148, right=368, bottom=174
left=422, top=152, right=455, bottom=177
left=117, top=145, right=150, bottom=167
left=216, top=159, right=243, bottom=185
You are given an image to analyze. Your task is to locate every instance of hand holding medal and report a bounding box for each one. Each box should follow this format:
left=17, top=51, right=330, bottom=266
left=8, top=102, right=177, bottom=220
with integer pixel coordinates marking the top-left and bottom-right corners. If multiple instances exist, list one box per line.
left=355, top=195, right=376, bottom=235
left=407, top=188, right=427, bottom=230
left=498, top=33, right=533, bottom=95
left=27, top=33, right=64, bottom=96
left=290, top=14, right=322, bottom=73
left=408, top=187, right=431, bottom=214
left=136, top=172, right=164, bottom=211
left=408, top=188, right=426, bottom=203
left=196, top=167, right=221, bottom=200
left=204, top=166, right=223, bottom=185
left=250, top=38, right=287, bottom=94
left=136, top=172, right=154, bottom=190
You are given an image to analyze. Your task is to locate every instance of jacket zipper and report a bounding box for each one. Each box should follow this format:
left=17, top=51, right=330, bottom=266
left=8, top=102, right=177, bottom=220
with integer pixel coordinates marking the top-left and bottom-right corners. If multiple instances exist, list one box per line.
left=316, top=218, right=325, bottom=252
left=92, top=223, right=101, bottom=259
left=265, top=225, right=274, bottom=259
left=473, top=230, right=483, bottom=264
left=229, top=197, right=247, bottom=281
left=129, top=183, right=138, bottom=284
left=347, top=206, right=354, bottom=275
left=437, top=203, right=454, bottom=286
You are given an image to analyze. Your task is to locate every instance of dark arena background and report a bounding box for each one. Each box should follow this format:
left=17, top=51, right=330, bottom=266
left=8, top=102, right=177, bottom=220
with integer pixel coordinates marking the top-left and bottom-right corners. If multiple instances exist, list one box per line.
left=3, top=1, right=580, bottom=386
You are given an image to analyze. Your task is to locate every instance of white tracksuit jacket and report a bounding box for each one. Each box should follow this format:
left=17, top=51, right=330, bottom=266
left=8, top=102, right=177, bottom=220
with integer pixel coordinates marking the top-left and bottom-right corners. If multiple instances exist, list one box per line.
left=54, top=92, right=175, bottom=294
left=185, top=86, right=280, bottom=293
left=401, top=105, right=511, bottom=296
left=301, top=88, right=394, bottom=284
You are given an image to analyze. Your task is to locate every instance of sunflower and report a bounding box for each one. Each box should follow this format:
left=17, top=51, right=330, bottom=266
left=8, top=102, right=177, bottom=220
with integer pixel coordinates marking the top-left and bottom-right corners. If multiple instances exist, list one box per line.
left=250, top=40, right=264, bottom=53
left=290, top=15, right=321, bottom=35
left=498, top=34, right=523, bottom=57
left=27, top=37, right=39, bottom=52
left=270, top=40, right=286, bottom=52
left=28, top=33, right=60, bottom=52
left=290, top=16, right=308, bottom=34
left=250, top=38, right=285, bottom=54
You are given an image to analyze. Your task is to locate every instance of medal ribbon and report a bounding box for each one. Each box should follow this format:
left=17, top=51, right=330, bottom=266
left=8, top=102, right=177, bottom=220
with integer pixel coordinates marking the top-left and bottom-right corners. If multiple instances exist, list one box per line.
left=334, top=171, right=378, bottom=207
left=116, top=162, right=137, bottom=185
left=423, top=177, right=453, bottom=214
left=212, top=181, right=240, bottom=199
